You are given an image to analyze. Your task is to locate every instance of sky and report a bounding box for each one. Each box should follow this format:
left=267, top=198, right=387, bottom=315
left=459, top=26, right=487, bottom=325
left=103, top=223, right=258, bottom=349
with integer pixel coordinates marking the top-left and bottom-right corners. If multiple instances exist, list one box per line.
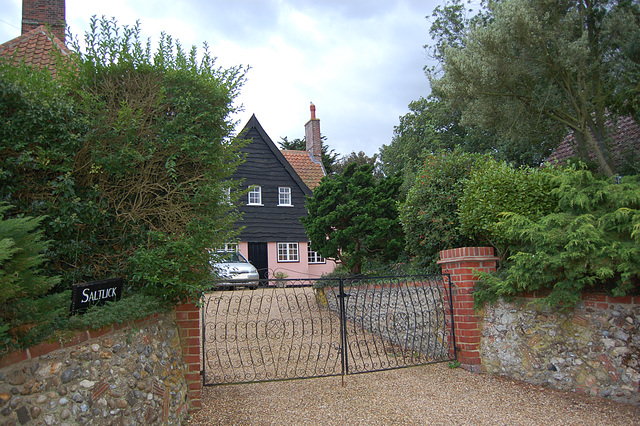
left=0, top=0, right=441, bottom=158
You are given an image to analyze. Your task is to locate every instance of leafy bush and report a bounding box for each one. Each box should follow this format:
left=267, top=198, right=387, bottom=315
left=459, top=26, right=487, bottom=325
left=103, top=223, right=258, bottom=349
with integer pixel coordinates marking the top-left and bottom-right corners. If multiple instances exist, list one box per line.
left=0, top=204, right=59, bottom=347
left=458, top=158, right=559, bottom=259
left=0, top=17, right=248, bottom=350
left=400, top=149, right=487, bottom=272
left=3, top=292, right=167, bottom=351
left=474, top=167, right=640, bottom=308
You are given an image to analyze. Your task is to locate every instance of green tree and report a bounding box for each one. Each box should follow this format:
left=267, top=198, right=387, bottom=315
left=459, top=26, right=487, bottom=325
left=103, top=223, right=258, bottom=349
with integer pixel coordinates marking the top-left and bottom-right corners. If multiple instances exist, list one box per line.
left=431, top=0, right=640, bottom=177
left=381, top=96, right=503, bottom=190
left=400, top=149, right=486, bottom=272
left=278, top=136, right=338, bottom=174
left=332, top=151, right=382, bottom=177
left=301, top=163, right=403, bottom=275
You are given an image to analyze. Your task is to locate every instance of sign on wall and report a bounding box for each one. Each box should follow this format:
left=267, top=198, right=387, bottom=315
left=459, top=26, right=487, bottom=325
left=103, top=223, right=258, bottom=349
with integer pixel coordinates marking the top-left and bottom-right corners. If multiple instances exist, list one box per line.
left=71, top=278, right=123, bottom=314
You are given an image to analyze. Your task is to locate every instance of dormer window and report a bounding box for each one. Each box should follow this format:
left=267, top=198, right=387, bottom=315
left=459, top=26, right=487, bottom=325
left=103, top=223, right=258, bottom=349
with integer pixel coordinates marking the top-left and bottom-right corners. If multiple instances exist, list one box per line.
left=278, top=187, right=292, bottom=206
left=248, top=186, right=262, bottom=205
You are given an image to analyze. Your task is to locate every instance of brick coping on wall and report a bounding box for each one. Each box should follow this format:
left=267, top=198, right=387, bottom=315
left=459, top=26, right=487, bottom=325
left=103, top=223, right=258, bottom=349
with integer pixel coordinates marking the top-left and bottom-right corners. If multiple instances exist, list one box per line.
left=0, top=313, right=163, bottom=369
left=0, top=302, right=203, bottom=412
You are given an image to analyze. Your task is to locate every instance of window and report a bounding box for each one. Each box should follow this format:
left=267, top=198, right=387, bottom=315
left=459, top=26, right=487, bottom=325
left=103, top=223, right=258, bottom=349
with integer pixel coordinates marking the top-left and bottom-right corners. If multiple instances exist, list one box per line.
left=222, top=187, right=231, bottom=205
left=221, top=243, right=238, bottom=253
left=278, top=187, right=292, bottom=206
left=277, top=243, right=299, bottom=262
left=248, top=186, right=262, bottom=205
left=308, top=244, right=326, bottom=264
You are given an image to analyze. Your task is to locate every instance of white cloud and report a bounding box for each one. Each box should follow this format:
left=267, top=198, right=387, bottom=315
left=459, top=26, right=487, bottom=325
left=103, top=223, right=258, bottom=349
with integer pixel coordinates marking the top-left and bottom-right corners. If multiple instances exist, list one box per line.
left=0, top=0, right=440, bottom=157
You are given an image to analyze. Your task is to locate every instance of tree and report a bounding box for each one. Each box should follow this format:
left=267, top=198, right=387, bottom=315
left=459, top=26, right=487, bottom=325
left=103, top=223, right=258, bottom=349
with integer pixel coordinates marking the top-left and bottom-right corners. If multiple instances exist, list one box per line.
left=457, top=158, right=560, bottom=260
left=430, top=0, right=640, bottom=177
left=301, top=163, right=403, bottom=275
left=381, top=96, right=502, bottom=189
left=332, top=151, right=382, bottom=177
left=278, top=136, right=338, bottom=174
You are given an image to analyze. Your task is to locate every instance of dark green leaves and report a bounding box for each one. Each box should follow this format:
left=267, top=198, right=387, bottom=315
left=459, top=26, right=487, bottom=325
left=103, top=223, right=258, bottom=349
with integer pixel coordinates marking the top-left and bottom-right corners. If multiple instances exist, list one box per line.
left=302, top=163, right=404, bottom=275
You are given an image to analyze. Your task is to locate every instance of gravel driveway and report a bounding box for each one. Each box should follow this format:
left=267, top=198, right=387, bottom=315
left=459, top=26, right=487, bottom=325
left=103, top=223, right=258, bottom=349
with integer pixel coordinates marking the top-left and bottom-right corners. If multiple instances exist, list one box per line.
left=187, top=362, right=640, bottom=425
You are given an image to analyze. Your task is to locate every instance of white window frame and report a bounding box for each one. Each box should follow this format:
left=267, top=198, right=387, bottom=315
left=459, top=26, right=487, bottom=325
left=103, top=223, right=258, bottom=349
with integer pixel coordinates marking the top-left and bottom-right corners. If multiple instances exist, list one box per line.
left=248, top=186, right=262, bottom=205
left=308, top=244, right=326, bottom=264
left=223, top=187, right=231, bottom=205
left=277, top=242, right=299, bottom=262
left=222, top=243, right=238, bottom=253
left=278, top=187, right=292, bottom=206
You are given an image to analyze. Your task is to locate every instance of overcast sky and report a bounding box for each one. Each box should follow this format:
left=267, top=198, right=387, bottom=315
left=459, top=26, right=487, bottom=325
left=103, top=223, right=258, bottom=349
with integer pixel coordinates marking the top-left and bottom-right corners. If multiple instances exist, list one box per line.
left=1, top=0, right=440, bottom=158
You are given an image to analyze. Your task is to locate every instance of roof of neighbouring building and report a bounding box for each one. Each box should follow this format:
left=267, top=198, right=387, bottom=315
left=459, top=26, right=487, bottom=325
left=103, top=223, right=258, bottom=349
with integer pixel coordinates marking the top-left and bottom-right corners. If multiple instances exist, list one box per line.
left=281, top=150, right=326, bottom=190
left=0, top=25, right=71, bottom=76
left=547, top=116, right=640, bottom=172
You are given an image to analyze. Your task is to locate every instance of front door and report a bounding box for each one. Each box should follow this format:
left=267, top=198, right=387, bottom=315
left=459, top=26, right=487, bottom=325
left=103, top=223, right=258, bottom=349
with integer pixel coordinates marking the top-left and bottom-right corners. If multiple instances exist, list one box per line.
left=247, top=242, right=269, bottom=282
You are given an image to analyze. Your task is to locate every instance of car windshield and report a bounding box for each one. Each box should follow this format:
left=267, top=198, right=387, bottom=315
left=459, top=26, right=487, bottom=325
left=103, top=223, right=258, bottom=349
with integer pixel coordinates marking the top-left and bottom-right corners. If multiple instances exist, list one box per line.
left=215, top=252, right=247, bottom=263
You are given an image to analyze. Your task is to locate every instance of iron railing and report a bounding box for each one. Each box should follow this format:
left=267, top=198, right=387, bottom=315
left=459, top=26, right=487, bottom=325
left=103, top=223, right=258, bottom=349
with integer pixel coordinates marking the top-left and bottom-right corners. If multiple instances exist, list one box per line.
left=201, top=275, right=455, bottom=386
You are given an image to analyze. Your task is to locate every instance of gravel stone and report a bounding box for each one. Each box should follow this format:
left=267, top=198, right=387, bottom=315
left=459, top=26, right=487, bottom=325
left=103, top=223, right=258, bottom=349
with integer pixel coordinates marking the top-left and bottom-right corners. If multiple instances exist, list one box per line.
left=187, top=364, right=640, bottom=425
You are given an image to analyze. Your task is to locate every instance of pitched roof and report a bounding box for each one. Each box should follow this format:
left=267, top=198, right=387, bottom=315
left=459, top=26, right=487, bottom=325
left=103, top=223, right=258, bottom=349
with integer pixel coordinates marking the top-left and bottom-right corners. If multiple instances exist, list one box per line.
left=0, top=25, right=71, bottom=76
left=547, top=116, right=640, bottom=173
left=281, top=150, right=326, bottom=190
left=239, top=115, right=313, bottom=197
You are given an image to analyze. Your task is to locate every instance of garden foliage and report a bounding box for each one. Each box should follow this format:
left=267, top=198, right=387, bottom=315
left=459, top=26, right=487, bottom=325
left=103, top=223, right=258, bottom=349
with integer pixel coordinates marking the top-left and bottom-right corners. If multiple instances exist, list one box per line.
left=0, top=17, right=246, bottom=349
left=302, top=163, right=404, bottom=275
left=474, top=167, right=640, bottom=308
left=400, top=149, right=486, bottom=272
left=458, top=158, right=559, bottom=259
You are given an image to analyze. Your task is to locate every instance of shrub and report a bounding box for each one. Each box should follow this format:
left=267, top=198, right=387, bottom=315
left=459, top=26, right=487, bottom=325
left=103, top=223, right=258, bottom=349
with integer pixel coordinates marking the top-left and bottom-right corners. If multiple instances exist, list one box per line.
left=474, top=167, right=640, bottom=308
left=0, top=204, right=59, bottom=348
left=400, top=149, right=487, bottom=272
left=458, top=158, right=559, bottom=260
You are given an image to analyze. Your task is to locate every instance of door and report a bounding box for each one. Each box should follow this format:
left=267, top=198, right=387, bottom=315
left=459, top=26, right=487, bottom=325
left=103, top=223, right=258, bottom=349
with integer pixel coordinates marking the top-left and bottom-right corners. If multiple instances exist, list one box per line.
left=247, top=242, right=269, bottom=282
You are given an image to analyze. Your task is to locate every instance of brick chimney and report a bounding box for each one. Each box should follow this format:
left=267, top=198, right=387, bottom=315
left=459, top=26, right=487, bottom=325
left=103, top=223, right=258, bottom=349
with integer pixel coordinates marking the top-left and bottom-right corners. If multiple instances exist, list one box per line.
left=22, top=0, right=66, bottom=42
left=305, top=103, right=322, bottom=162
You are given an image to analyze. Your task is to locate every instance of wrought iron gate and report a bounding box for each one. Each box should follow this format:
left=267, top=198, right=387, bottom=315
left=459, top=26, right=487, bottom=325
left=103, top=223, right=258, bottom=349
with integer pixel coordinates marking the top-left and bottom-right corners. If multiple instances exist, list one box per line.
left=201, top=275, right=455, bottom=386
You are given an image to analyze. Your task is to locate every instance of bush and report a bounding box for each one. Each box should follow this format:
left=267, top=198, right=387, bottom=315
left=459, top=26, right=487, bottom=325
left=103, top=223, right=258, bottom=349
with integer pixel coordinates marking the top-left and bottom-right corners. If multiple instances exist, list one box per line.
left=458, top=158, right=559, bottom=259
left=400, top=149, right=487, bottom=272
left=0, top=204, right=59, bottom=347
left=474, top=167, right=640, bottom=308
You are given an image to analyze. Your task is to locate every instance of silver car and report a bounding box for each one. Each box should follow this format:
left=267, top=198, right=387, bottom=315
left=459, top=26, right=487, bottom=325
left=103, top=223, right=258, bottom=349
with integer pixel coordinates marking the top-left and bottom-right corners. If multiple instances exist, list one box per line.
left=210, top=251, right=259, bottom=289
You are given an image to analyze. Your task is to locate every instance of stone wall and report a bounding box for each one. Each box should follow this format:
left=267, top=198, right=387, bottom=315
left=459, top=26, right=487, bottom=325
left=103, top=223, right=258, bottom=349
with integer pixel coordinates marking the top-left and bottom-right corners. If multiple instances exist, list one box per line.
left=481, top=294, right=640, bottom=405
left=0, top=312, right=193, bottom=425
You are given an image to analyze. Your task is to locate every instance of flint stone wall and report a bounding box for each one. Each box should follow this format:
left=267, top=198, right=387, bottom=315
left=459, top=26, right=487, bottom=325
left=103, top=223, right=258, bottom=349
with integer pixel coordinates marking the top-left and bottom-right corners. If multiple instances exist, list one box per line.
left=481, top=296, right=640, bottom=405
left=0, top=313, right=190, bottom=425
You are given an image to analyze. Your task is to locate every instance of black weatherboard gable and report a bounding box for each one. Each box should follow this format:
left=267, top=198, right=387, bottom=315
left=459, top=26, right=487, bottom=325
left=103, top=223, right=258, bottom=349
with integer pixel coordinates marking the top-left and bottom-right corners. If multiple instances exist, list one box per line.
left=233, top=114, right=312, bottom=242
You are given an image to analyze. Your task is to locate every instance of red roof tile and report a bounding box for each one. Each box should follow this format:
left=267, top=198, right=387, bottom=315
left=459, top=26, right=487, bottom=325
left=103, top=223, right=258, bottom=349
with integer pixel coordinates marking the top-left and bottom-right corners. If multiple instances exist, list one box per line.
left=0, top=25, right=71, bottom=76
left=281, top=150, right=325, bottom=190
left=547, top=116, right=640, bottom=172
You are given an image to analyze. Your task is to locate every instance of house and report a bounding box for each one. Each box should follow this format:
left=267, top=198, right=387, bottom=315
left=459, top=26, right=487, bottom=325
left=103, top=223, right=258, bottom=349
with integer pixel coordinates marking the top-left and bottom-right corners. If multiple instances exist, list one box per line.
left=231, top=105, right=336, bottom=280
left=0, top=0, right=70, bottom=76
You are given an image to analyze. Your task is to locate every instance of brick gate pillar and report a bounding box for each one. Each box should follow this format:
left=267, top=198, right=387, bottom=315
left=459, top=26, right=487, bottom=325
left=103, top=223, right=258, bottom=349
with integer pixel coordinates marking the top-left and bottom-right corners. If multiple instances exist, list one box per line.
left=175, top=302, right=202, bottom=411
left=438, top=247, right=498, bottom=372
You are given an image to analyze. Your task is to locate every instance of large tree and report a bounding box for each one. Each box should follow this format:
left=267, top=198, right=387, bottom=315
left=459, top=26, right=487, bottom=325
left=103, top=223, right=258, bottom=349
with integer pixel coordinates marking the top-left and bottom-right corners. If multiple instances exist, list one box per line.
left=431, top=0, right=640, bottom=177
left=301, top=163, right=403, bottom=275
